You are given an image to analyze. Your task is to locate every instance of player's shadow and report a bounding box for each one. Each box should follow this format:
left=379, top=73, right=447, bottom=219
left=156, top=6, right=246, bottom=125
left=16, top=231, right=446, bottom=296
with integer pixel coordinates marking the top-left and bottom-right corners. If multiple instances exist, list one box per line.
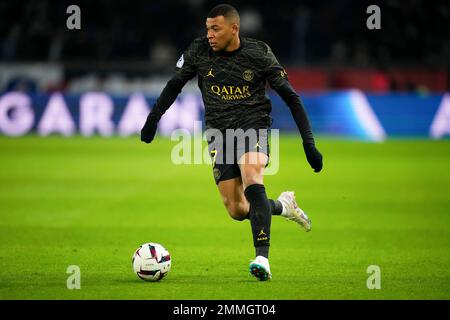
left=116, top=276, right=264, bottom=284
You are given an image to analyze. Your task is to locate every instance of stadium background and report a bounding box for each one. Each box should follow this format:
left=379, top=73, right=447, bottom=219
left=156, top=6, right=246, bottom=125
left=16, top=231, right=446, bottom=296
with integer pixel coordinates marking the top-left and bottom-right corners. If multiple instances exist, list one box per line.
left=0, top=0, right=449, bottom=300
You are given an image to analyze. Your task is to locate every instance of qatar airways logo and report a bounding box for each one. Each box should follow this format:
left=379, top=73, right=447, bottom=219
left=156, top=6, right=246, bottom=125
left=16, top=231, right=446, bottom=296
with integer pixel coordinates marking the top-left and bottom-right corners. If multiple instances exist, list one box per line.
left=210, top=85, right=251, bottom=101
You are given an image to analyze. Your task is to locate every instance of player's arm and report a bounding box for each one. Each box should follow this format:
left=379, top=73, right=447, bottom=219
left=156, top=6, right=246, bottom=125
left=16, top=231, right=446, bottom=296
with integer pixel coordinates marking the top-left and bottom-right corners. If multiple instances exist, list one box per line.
left=141, top=43, right=197, bottom=144
left=263, top=45, right=323, bottom=172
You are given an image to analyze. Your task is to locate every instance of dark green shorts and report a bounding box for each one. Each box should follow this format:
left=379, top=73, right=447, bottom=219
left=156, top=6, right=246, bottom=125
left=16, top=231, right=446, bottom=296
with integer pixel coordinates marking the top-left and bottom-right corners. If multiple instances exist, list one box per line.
left=206, top=128, right=270, bottom=184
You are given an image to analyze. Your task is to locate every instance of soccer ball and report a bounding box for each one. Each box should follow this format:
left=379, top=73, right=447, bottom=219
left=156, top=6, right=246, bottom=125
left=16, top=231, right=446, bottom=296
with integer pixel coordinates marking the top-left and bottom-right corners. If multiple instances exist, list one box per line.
left=132, top=243, right=171, bottom=281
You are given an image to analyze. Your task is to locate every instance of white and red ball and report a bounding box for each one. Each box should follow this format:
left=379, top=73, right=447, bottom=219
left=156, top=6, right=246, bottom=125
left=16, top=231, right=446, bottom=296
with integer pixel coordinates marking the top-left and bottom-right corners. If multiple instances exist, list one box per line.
left=132, top=243, right=171, bottom=281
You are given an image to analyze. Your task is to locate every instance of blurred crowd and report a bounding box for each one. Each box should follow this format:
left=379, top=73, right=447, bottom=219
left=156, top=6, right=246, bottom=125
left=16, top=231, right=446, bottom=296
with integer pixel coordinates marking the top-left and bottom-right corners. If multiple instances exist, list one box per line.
left=0, top=0, right=448, bottom=93
left=1, top=0, right=448, bottom=66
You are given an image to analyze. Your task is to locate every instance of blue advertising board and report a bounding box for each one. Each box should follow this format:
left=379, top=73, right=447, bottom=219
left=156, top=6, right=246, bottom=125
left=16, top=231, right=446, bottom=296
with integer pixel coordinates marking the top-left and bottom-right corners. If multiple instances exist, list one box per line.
left=0, top=90, right=449, bottom=140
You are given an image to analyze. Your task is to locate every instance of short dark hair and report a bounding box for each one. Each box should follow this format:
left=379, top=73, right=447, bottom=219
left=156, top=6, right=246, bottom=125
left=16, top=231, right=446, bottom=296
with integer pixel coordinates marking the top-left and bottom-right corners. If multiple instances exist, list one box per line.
left=207, top=4, right=240, bottom=23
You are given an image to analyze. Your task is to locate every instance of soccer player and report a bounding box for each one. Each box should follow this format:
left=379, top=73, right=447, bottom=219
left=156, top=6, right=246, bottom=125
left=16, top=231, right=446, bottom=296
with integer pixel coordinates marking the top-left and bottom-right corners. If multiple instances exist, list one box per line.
left=141, top=4, right=323, bottom=281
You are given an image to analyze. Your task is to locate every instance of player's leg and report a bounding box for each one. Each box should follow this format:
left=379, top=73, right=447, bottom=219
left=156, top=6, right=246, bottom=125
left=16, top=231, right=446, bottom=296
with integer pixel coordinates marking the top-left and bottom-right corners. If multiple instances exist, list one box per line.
left=235, top=129, right=276, bottom=262
left=217, top=176, right=249, bottom=221
left=216, top=174, right=290, bottom=221
left=232, top=129, right=311, bottom=232
left=213, top=167, right=284, bottom=222
left=208, top=129, right=250, bottom=221
left=238, top=151, right=271, bottom=256
left=277, top=191, right=312, bottom=232
left=238, top=151, right=273, bottom=280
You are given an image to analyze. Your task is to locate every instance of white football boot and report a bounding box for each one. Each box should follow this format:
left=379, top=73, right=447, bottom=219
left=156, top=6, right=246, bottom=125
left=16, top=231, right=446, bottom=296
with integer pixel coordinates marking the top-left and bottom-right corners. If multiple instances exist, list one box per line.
left=277, top=191, right=312, bottom=232
left=249, top=256, right=272, bottom=281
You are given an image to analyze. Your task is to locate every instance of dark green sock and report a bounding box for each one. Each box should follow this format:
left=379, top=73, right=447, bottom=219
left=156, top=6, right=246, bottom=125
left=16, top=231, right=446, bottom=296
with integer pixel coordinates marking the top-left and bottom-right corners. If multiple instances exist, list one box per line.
left=269, top=199, right=283, bottom=215
left=245, top=184, right=272, bottom=259
left=244, top=198, right=282, bottom=220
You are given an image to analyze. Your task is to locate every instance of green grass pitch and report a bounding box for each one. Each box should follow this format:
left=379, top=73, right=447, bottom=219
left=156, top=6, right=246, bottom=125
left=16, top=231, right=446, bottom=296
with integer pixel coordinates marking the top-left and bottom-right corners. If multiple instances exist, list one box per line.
left=0, top=135, right=449, bottom=299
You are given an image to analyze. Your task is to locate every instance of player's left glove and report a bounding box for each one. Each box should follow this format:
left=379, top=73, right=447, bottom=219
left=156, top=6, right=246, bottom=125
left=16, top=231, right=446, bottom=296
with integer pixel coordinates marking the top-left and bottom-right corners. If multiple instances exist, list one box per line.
left=140, top=114, right=158, bottom=144
left=303, top=142, right=323, bottom=173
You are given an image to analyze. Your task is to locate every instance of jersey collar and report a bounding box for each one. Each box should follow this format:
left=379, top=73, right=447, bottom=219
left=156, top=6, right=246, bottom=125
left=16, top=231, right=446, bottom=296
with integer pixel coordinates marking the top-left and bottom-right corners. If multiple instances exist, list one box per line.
left=212, top=36, right=244, bottom=57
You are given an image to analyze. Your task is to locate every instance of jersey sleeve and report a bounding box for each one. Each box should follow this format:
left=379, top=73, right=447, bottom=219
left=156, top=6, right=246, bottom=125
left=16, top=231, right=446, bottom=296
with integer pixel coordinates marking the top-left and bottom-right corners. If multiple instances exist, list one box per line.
left=147, top=41, right=199, bottom=123
left=174, top=41, right=198, bottom=82
left=263, top=44, right=289, bottom=91
left=263, top=44, right=315, bottom=144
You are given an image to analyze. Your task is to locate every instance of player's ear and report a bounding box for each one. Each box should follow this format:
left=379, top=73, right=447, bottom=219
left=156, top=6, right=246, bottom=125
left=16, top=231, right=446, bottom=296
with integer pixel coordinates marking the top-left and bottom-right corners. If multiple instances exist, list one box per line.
left=231, top=23, right=239, bottom=35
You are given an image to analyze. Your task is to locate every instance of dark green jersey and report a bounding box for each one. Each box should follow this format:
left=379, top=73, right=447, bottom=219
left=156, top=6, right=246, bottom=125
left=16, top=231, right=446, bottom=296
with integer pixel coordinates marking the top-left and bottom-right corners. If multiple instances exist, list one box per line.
left=175, top=36, right=286, bottom=130
left=148, top=36, right=315, bottom=143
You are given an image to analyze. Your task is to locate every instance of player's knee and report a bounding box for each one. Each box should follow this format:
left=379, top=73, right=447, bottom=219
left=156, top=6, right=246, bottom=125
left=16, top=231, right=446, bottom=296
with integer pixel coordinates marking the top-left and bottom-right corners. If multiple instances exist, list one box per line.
left=243, top=174, right=263, bottom=186
left=223, top=199, right=248, bottom=221
left=229, top=210, right=248, bottom=221
left=241, top=166, right=265, bottom=186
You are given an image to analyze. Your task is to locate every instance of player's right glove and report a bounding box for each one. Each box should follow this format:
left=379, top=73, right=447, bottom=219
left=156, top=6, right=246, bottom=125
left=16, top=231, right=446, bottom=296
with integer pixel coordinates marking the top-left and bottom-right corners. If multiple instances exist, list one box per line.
left=303, top=142, right=323, bottom=173
left=140, top=114, right=158, bottom=144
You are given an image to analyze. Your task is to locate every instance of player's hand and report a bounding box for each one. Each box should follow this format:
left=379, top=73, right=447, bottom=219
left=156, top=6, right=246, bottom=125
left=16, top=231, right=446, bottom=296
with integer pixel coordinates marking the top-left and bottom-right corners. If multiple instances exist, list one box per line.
left=303, top=142, right=323, bottom=172
left=140, top=116, right=158, bottom=144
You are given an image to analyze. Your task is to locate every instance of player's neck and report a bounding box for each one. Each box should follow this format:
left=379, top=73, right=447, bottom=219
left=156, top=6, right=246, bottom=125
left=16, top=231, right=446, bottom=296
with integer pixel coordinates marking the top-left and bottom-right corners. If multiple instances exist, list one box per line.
left=224, top=36, right=241, bottom=52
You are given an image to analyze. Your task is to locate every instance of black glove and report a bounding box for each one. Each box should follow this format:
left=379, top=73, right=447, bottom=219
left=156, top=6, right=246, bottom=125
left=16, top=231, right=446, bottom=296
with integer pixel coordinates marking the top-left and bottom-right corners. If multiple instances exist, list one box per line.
left=303, top=142, right=323, bottom=172
left=140, top=115, right=158, bottom=144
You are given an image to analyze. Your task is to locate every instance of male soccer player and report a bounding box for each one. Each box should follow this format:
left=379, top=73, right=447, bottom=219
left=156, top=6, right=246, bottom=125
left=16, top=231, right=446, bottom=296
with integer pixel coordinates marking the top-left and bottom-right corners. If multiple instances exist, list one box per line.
left=141, top=4, right=323, bottom=281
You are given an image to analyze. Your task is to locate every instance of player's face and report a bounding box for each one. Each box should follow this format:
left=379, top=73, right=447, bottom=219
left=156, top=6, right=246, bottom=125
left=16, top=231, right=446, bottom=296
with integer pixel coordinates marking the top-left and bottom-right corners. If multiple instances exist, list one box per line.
left=206, top=16, right=237, bottom=52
